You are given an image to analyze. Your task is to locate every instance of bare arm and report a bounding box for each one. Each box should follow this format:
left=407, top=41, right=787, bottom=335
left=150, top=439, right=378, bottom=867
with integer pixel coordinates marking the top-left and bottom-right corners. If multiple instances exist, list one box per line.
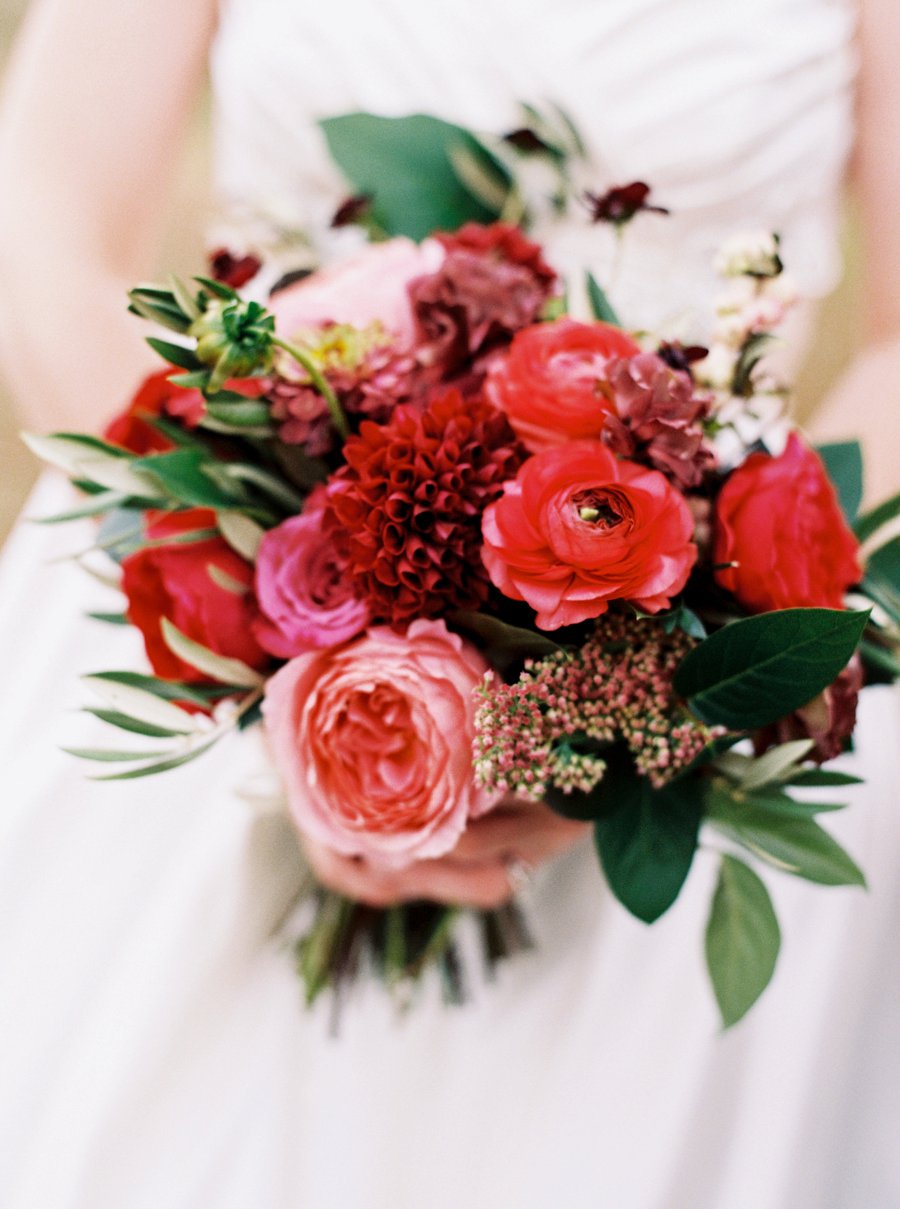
left=0, top=0, right=218, bottom=431
left=810, top=0, right=900, bottom=505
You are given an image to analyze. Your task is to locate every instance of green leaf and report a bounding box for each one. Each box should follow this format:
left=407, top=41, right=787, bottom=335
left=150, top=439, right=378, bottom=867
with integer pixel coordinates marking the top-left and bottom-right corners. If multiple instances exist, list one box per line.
left=28, top=489, right=129, bottom=524
left=854, top=490, right=900, bottom=544
left=86, top=611, right=129, bottom=626
left=733, top=332, right=776, bottom=396
left=203, top=399, right=272, bottom=429
left=82, top=675, right=198, bottom=733
left=585, top=271, right=622, bottom=326
left=707, top=780, right=846, bottom=818
left=216, top=511, right=265, bottom=562
left=705, top=855, right=781, bottom=1028
left=449, top=610, right=561, bottom=662
left=160, top=618, right=265, bottom=688
left=193, top=274, right=239, bottom=301
left=673, top=608, right=869, bottom=730
left=22, top=433, right=156, bottom=497
left=320, top=113, right=508, bottom=240
left=85, top=670, right=227, bottom=706
left=706, top=784, right=866, bottom=885
left=861, top=537, right=900, bottom=626
left=593, top=771, right=702, bottom=923
left=817, top=441, right=863, bottom=524
left=145, top=337, right=202, bottom=371
left=859, top=638, right=900, bottom=679
left=782, top=768, right=863, bottom=788
left=89, top=737, right=221, bottom=781
left=84, top=708, right=194, bottom=739
left=63, top=746, right=171, bottom=763
left=132, top=448, right=245, bottom=510
left=715, top=739, right=814, bottom=791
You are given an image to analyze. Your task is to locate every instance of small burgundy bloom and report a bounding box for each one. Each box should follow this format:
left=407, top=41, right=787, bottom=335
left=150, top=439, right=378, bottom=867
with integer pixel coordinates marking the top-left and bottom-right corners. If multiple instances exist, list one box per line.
left=657, top=341, right=710, bottom=375
left=208, top=247, right=263, bottom=289
left=408, top=222, right=557, bottom=372
left=601, top=352, right=715, bottom=488
left=330, top=193, right=374, bottom=229
left=584, top=182, right=669, bottom=226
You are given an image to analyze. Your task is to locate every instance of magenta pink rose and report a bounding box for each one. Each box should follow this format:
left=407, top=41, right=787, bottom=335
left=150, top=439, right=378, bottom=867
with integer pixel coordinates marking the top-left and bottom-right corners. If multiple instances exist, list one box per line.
left=270, top=237, right=444, bottom=345
left=253, top=498, right=369, bottom=658
left=262, top=619, right=494, bottom=866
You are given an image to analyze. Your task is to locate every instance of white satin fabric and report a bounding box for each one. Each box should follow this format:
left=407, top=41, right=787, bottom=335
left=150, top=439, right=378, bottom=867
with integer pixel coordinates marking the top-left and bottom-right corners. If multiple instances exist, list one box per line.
left=3, top=2, right=900, bottom=1206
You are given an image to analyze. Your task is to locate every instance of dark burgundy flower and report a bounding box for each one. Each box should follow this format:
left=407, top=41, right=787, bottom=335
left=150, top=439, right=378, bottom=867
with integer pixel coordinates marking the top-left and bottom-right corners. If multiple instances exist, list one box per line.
left=208, top=247, right=262, bottom=289
left=657, top=341, right=709, bottom=375
left=327, top=389, right=525, bottom=624
left=601, top=352, right=715, bottom=488
left=584, top=182, right=669, bottom=227
left=408, top=222, right=557, bottom=373
left=330, top=193, right=374, bottom=229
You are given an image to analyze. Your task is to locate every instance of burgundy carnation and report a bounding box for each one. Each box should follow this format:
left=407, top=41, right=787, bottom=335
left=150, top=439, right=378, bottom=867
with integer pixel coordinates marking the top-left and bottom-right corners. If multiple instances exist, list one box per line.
left=327, top=389, right=525, bottom=624
left=601, top=352, right=715, bottom=488
left=408, top=222, right=557, bottom=373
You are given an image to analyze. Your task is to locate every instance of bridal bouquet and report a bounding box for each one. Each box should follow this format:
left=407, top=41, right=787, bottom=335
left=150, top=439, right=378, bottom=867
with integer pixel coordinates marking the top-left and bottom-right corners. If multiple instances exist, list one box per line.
left=28, top=112, right=900, bottom=1027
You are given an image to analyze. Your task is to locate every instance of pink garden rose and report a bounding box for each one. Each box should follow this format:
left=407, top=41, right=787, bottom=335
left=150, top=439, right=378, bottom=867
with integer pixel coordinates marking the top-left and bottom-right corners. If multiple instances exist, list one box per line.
left=482, top=440, right=697, bottom=629
left=262, top=619, right=494, bottom=866
left=269, top=237, right=444, bottom=345
left=253, top=495, right=370, bottom=658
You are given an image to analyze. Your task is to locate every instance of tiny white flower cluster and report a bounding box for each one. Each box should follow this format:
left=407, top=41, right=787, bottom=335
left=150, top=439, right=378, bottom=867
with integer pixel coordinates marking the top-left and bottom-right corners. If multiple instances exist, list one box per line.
left=695, top=231, right=799, bottom=468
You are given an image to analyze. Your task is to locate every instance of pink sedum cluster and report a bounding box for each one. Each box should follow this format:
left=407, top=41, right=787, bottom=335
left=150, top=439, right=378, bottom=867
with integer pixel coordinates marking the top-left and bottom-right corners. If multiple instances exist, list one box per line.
left=262, top=619, right=495, bottom=867
left=474, top=614, right=723, bottom=798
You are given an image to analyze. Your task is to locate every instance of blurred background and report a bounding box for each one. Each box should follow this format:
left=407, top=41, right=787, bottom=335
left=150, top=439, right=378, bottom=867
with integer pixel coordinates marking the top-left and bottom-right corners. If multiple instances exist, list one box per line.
left=0, top=0, right=863, bottom=545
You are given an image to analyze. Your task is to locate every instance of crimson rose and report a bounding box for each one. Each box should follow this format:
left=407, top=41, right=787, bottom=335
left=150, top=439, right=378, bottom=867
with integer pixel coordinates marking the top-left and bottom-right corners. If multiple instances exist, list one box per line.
left=713, top=433, right=861, bottom=611
left=121, top=509, right=269, bottom=681
left=481, top=440, right=697, bottom=629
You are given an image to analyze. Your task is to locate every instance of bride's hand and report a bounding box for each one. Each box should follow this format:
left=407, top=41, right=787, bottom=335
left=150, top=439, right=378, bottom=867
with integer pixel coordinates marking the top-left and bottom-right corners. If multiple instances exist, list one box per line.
left=301, top=801, right=590, bottom=909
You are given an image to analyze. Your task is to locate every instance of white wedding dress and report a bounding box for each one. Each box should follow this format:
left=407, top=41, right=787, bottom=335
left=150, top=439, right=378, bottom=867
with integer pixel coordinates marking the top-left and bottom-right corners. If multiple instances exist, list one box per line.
left=2, top=2, right=899, bottom=1206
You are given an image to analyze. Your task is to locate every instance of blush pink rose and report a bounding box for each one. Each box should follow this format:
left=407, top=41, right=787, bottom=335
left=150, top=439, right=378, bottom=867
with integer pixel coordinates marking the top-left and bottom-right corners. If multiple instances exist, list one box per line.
left=485, top=318, right=642, bottom=452
left=262, top=619, right=494, bottom=866
left=269, top=237, right=444, bottom=345
left=482, top=440, right=697, bottom=629
left=253, top=497, right=369, bottom=658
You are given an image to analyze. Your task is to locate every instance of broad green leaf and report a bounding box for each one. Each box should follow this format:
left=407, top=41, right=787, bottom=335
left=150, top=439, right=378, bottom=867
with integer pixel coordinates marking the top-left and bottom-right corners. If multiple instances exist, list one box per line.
left=706, top=785, right=865, bottom=884
left=216, top=511, right=265, bottom=562
left=320, top=113, right=508, bottom=240
left=132, top=449, right=246, bottom=510
left=82, top=675, right=199, bottom=733
left=160, top=618, right=265, bottom=688
left=449, top=610, right=561, bottom=661
left=854, top=490, right=900, bottom=544
left=203, top=399, right=273, bottom=428
left=817, top=441, right=864, bottom=525
left=705, top=855, right=781, bottom=1028
left=861, top=538, right=900, bottom=626
left=674, top=608, right=869, bottom=730
left=585, top=271, right=622, bottom=326
left=594, top=772, right=702, bottom=923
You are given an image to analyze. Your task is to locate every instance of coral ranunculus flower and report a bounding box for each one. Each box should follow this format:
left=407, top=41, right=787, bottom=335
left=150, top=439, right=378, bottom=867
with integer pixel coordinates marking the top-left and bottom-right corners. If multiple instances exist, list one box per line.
left=262, top=619, right=494, bottom=866
left=481, top=440, right=697, bottom=630
left=713, top=433, right=861, bottom=612
left=485, top=318, right=642, bottom=452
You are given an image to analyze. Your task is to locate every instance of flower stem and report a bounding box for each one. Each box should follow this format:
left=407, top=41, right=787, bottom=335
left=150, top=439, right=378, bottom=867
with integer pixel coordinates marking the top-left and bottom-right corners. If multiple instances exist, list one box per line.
left=273, top=336, right=350, bottom=440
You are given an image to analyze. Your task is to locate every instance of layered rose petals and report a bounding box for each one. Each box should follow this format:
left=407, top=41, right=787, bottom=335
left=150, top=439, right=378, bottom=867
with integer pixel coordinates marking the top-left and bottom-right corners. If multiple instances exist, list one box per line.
left=482, top=441, right=697, bottom=629
left=253, top=496, right=370, bottom=658
left=714, top=433, right=861, bottom=611
left=262, top=619, right=494, bottom=866
left=485, top=318, right=642, bottom=451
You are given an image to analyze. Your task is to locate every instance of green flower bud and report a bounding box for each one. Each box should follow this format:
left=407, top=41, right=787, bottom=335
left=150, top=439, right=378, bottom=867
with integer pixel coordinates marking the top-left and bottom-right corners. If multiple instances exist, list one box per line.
left=190, top=298, right=275, bottom=391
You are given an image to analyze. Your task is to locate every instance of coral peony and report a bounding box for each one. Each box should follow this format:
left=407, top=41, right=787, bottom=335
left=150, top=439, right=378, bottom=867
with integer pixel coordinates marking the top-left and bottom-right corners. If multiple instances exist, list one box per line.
left=485, top=318, right=641, bottom=452
left=482, top=440, right=697, bottom=629
left=262, top=619, right=493, bottom=866
left=713, top=433, right=861, bottom=611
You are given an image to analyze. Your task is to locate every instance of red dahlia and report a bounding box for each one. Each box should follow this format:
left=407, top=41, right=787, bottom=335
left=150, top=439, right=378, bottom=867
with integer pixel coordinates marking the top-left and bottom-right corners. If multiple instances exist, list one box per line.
left=327, top=390, right=525, bottom=624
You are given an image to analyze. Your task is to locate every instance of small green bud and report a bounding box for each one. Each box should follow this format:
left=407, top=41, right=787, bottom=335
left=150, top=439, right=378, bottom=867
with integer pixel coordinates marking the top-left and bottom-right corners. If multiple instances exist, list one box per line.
left=190, top=298, right=275, bottom=390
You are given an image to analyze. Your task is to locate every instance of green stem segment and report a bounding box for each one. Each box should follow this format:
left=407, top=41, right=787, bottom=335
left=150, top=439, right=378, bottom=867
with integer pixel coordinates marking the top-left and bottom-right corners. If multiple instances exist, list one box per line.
left=273, top=336, right=350, bottom=440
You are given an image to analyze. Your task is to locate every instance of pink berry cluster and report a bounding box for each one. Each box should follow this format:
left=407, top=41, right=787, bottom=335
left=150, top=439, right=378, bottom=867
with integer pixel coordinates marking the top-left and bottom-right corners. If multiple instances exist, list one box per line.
left=473, top=613, right=723, bottom=799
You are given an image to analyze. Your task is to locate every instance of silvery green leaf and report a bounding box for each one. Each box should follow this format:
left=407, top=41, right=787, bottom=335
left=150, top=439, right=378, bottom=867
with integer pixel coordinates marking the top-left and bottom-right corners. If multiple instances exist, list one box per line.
left=29, top=489, right=129, bottom=524
left=63, top=746, right=172, bottom=763
left=160, top=618, right=265, bottom=688
left=89, top=737, right=222, bottom=781
left=22, top=434, right=156, bottom=496
left=82, top=675, right=199, bottom=733
left=447, top=145, right=511, bottom=212
left=206, top=563, right=250, bottom=595
left=716, top=739, right=816, bottom=791
left=216, top=511, right=265, bottom=562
